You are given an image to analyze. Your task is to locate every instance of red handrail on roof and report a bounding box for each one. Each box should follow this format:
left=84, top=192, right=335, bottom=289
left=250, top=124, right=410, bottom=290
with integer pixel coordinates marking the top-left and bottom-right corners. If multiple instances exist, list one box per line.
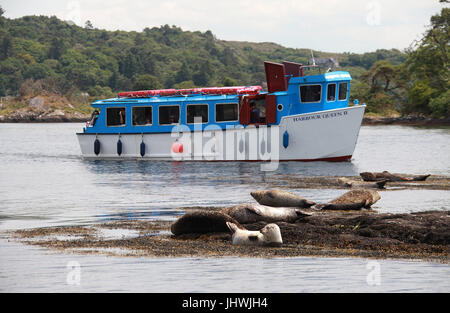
left=117, top=86, right=262, bottom=98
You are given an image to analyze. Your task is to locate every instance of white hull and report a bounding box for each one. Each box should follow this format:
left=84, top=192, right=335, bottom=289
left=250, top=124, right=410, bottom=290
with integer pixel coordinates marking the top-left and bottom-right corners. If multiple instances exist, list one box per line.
left=77, top=105, right=365, bottom=162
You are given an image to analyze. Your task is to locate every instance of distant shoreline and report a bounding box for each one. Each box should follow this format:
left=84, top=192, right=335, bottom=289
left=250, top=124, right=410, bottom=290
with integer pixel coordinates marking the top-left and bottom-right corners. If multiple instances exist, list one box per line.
left=0, top=113, right=449, bottom=127
left=362, top=116, right=450, bottom=127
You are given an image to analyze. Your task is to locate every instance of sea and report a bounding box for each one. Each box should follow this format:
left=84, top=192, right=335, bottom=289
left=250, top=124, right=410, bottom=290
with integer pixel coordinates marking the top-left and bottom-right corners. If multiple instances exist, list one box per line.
left=0, top=123, right=449, bottom=292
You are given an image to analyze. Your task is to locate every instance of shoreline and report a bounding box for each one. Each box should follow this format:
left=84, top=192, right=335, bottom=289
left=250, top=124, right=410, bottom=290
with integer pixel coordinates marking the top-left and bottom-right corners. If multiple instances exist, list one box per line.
left=362, top=116, right=450, bottom=127
left=1, top=113, right=449, bottom=127
left=9, top=209, right=449, bottom=263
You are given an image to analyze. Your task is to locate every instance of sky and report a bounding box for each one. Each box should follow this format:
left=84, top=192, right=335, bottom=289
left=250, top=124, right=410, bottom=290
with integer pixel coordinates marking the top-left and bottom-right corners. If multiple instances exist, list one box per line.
left=1, top=0, right=446, bottom=53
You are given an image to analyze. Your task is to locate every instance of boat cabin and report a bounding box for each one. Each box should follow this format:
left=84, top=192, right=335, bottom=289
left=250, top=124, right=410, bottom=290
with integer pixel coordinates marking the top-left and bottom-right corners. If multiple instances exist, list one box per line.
left=84, top=61, right=352, bottom=134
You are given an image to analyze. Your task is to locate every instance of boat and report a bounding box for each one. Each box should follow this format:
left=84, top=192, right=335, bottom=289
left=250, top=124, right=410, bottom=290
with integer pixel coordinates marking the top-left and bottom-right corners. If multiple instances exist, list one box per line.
left=77, top=61, right=366, bottom=164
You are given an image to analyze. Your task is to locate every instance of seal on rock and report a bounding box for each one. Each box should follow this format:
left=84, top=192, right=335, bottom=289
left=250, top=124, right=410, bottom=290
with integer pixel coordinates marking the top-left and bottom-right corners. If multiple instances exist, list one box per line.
left=338, top=177, right=387, bottom=189
left=250, top=189, right=316, bottom=208
left=226, top=222, right=283, bottom=247
left=360, top=171, right=430, bottom=182
left=170, top=211, right=244, bottom=236
left=221, top=203, right=311, bottom=224
left=316, top=189, right=381, bottom=210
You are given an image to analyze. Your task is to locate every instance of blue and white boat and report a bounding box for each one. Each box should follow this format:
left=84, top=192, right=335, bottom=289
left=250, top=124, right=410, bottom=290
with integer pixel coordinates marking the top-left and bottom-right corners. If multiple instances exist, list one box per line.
left=77, top=61, right=366, bottom=163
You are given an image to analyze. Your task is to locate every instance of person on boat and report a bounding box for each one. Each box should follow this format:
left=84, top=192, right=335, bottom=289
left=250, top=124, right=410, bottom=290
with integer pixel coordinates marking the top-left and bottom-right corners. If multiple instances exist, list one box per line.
left=88, top=109, right=100, bottom=127
left=118, top=109, right=126, bottom=125
left=250, top=102, right=260, bottom=123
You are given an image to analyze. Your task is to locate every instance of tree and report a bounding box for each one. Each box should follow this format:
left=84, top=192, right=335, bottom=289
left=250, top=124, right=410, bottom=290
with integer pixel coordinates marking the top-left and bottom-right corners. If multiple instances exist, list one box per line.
left=175, top=62, right=191, bottom=84
left=428, top=90, right=449, bottom=118
left=48, top=37, right=65, bottom=60
left=223, top=77, right=237, bottom=86
left=0, top=5, right=5, bottom=26
left=173, top=80, right=196, bottom=89
left=404, top=5, right=449, bottom=117
left=192, top=60, right=214, bottom=86
left=85, top=20, right=93, bottom=30
left=0, top=34, right=13, bottom=60
left=132, top=74, right=162, bottom=90
left=361, top=60, right=407, bottom=94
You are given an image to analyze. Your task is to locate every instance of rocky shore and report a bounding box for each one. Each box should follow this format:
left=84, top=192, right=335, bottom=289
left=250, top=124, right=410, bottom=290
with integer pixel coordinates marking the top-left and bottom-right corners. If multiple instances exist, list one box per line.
left=10, top=209, right=449, bottom=262
left=0, top=109, right=90, bottom=123
left=362, top=115, right=450, bottom=127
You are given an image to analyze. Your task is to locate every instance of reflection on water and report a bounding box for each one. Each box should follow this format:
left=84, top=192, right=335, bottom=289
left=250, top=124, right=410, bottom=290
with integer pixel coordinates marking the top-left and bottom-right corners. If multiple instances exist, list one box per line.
left=0, top=123, right=449, bottom=292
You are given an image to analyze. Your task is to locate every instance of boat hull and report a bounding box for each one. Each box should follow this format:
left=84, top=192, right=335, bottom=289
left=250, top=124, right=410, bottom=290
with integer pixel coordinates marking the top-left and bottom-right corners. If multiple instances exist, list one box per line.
left=77, top=105, right=365, bottom=162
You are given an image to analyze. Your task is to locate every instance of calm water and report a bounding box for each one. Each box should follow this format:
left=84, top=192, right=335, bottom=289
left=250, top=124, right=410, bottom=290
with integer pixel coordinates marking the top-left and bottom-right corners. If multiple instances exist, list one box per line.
left=0, top=123, right=449, bottom=292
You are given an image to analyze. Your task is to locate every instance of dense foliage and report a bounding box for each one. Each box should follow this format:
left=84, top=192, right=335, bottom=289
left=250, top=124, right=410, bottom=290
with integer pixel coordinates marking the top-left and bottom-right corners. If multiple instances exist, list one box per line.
left=351, top=4, right=449, bottom=118
left=0, top=3, right=447, bottom=118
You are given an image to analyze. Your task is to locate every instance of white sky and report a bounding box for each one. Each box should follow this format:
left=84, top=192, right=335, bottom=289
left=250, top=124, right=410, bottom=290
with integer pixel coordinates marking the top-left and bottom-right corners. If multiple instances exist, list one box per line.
left=1, top=0, right=446, bottom=53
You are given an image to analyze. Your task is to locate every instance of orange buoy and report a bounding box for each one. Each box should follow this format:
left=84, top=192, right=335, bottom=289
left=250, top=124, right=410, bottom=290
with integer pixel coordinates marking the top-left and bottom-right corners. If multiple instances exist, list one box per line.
left=171, top=142, right=183, bottom=153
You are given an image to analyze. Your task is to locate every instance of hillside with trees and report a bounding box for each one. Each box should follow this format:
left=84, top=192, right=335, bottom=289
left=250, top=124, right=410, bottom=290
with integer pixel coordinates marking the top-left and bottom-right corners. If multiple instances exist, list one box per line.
left=0, top=2, right=447, bottom=121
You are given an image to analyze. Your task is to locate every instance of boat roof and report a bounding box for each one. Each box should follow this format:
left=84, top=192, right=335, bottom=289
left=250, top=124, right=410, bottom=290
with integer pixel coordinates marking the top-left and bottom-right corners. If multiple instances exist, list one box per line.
left=117, top=86, right=263, bottom=99
left=92, top=93, right=254, bottom=105
left=289, top=71, right=352, bottom=84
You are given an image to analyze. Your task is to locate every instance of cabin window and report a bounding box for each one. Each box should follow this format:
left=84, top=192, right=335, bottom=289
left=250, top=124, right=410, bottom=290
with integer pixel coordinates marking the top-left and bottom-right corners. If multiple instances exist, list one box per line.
left=299, top=85, right=322, bottom=103
left=216, top=103, right=238, bottom=122
left=106, top=107, right=126, bottom=126
left=159, top=105, right=180, bottom=125
left=187, top=104, right=208, bottom=124
left=327, top=84, right=336, bottom=102
left=339, top=83, right=348, bottom=101
left=132, top=106, right=152, bottom=126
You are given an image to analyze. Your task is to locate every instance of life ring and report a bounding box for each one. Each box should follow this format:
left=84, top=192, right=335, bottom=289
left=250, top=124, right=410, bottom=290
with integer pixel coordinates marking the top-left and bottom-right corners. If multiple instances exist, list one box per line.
left=172, top=142, right=183, bottom=153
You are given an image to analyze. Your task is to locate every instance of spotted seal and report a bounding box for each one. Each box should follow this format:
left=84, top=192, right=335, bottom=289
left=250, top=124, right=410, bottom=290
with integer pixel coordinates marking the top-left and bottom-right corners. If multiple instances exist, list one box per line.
left=170, top=211, right=244, bottom=236
left=360, top=171, right=430, bottom=182
left=338, top=177, right=387, bottom=189
left=250, top=189, right=316, bottom=208
left=221, top=203, right=311, bottom=224
left=317, top=189, right=381, bottom=210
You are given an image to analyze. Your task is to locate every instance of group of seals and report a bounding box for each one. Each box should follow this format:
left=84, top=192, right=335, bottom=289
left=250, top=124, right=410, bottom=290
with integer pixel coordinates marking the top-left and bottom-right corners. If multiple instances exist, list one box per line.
left=170, top=188, right=382, bottom=247
left=360, top=171, right=430, bottom=182
left=171, top=189, right=314, bottom=246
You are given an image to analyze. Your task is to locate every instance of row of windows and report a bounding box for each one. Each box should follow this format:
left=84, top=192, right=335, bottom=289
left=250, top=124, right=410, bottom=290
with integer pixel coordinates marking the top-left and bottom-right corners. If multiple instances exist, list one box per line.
left=300, top=83, right=348, bottom=103
left=106, top=103, right=238, bottom=127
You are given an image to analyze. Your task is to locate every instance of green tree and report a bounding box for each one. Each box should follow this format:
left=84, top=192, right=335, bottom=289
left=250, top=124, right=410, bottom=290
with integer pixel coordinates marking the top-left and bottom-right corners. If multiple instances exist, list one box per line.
left=361, top=60, right=407, bottom=93
left=223, top=77, right=238, bottom=86
left=173, top=80, right=196, bottom=89
left=0, top=33, right=13, bottom=60
left=175, top=62, right=191, bottom=84
left=404, top=5, right=449, bottom=117
left=132, top=74, right=162, bottom=90
left=85, top=20, right=93, bottom=30
left=406, top=80, right=436, bottom=115
left=428, top=89, right=449, bottom=118
left=48, top=37, right=65, bottom=60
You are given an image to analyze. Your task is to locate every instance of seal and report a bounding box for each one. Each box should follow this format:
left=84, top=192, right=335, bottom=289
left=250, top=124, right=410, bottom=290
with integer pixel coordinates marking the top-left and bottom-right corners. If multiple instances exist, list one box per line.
left=250, top=189, right=316, bottom=208
left=221, top=203, right=311, bottom=224
left=226, top=222, right=283, bottom=247
left=360, top=171, right=430, bottom=182
left=338, top=177, right=387, bottom=189
left=317, top=189, right=381, bottom=210
left=170, top=211, right=244, bottom=236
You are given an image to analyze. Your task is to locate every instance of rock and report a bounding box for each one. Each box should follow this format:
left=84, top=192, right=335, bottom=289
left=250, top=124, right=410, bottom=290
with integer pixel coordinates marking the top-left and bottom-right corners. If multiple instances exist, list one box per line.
left=28, top=97, right=47, bottom=110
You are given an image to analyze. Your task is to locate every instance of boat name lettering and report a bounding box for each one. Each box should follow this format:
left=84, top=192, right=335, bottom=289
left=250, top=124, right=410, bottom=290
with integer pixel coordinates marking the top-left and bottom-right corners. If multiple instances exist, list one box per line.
left=292, top=111, right=347, bottom=122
